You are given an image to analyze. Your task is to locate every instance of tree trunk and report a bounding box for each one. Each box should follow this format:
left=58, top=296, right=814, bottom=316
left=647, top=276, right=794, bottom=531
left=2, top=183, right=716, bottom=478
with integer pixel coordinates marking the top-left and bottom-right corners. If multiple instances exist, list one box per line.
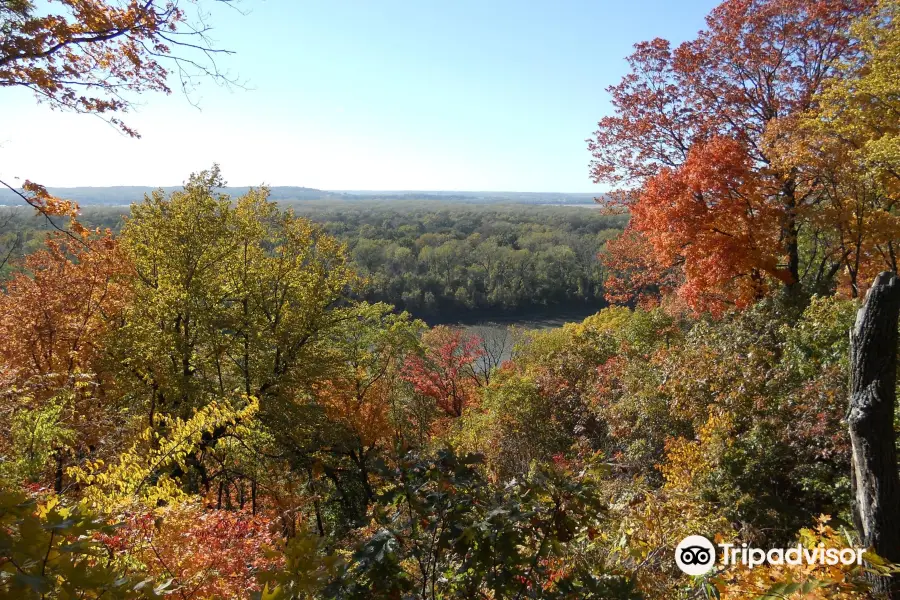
left=54, top=451, right=64, bottom=493
left=781, top=177, right=801, bottom=292
left=849, top=271, right=900, bottom=598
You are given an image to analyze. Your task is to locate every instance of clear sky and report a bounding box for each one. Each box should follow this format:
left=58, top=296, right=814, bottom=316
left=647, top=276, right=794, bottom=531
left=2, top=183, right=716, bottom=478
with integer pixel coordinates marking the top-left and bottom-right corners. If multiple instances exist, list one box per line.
left=1, top=0, right=720, bottom=192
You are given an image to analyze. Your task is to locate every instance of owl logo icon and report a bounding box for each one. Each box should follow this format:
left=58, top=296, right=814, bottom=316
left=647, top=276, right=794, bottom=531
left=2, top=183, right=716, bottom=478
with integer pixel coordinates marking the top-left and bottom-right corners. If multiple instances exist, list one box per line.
left=675, top=535, right=716, bottom=575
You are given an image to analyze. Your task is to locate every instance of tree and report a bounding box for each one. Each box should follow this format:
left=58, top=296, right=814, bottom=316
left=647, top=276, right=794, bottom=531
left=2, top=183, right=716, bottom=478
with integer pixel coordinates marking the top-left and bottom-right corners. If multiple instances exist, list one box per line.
left=114, top=166, right=242, bottom=421
left=814, top=0, right=900, bottom=187
left=114, top=167, right=357, bottom=423
left=467, top=324, right=513, bottom=386
left=401, top=326, right=483, bottom=419
left=0, top=0, right=240, bottom=137
left=303, top=303, right=422, bottom=523
left=317, top=304, right=421, bottom=460
left=455, top=370, right=574, bottom=481
left=588, top=0, right=873, bottom=312
left=0, top=235, right=131, bottom=490
left=0, top=235, right=130, bottom=389
left=111, top=168, right=366, bottom=535
left=780, top=0, right=900, bottom=297
left=630, top=136, right=788, bottom=312
left=848, top=271, right=900, bottom=597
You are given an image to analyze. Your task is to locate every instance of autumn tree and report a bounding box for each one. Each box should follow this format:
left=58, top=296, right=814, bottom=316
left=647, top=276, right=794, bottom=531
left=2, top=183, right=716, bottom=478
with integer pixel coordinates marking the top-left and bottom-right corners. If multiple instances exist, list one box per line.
left=814, top=0, right=900, bottom=189
left=588, top=0, right=874, bottom=312
left=0, top=234, right=131, bottom=489
left=777, top=0, right=900, bottom=297
left=455, top=370, right=575, bottom=481
left=114, top=166, right=357, bottom=424
left=0, top=235, right=129, bottom=387
left=113, top=167, right=241, bottom=422
left=0, top=0, right=240, bottom=137
left=466, top=324, right=513, bottom=386
left=270, top=303, right=422, bottom=528
left=95, top=169, right=364, bottom=537
left=401, top=326, right=484, bottom=419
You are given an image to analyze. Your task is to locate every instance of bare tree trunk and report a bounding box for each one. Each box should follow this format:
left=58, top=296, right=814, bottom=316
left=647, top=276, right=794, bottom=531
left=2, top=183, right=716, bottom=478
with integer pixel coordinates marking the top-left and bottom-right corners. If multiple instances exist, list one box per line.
left=54, top=450, right=64, bottom=493
left=849, top=271, right=900, bottom=598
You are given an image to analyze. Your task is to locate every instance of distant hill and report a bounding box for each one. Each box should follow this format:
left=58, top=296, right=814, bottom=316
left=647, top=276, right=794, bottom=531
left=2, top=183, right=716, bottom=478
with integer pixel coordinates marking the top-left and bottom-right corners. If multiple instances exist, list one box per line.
left=0, top=186, right=342, bottom=206
left=333, top=191, right=602, bottom=204
left=0, top=186, right=603, bottom=206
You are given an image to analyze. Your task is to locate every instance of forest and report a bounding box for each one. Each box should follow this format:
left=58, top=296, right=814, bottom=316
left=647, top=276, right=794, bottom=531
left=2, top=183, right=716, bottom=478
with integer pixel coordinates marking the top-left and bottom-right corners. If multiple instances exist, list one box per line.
left=1, top=0, right=900, bottom=599
left=0, top=203, right=624, bottom=320
left=296, top=202, right=624, bottom=319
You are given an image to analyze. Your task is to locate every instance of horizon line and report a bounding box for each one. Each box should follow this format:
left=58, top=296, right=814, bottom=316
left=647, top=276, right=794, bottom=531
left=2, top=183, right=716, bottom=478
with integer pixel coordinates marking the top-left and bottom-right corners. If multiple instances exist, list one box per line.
left=0, top=185, right=604, bottom=196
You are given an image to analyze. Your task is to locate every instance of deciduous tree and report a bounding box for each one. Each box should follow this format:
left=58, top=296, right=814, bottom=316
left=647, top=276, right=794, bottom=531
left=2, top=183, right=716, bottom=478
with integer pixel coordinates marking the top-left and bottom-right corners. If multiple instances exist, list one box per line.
left=401, top=326, right=483, bottom=419
left=0, top=234, right=131, bottom=489
left=588, top=0, right=873, bottom=311
left=115, top=167, right=357, bottom=423
left=0, top=0, right=240, bottom=137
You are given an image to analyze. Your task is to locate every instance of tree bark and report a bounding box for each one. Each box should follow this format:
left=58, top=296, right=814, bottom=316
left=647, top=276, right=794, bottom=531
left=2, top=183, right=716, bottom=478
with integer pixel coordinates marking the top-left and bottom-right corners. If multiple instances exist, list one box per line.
left=782, top=178, right=801, bottom=291
left=849, top=271, right=900, bottom=598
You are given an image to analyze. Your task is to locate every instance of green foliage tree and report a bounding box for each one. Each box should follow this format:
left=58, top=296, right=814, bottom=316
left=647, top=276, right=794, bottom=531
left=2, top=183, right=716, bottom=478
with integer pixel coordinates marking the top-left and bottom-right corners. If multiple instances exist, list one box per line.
left=258, top=449, right=640, bottom=600
left=115, top=166, right=358, bottom=423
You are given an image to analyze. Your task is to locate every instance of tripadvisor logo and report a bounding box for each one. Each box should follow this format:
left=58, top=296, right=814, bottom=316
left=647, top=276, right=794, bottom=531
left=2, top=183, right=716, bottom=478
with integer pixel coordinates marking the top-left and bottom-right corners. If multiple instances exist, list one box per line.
left=675, top=535, right=866, bottom=576
left=675, top=535, right=717, bottom=575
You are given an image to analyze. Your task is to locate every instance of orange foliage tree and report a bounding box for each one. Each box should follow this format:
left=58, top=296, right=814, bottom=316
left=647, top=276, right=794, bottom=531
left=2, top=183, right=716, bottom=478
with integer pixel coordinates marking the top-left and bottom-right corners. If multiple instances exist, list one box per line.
left=313, top=304, right=421, bottom=504
left=0, top=234, right=132, bottom=488
left=588, top=0, right=873, bottom=312
left=0, top=235, right=130, bottom=390
left=105, top=502, right=281, bottom=600
left=632, top=137, right=790, bottom=312
left=0, top=0, right=239, bottom=137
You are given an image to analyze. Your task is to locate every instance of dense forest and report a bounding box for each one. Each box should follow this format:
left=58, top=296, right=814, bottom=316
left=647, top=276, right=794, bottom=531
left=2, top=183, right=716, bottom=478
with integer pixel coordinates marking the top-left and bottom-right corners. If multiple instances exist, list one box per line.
left=0, top=188, right=602, bottom=207
left=2, top=0, right=900, bottom=599
left=295, top=202, right=624, bottom=318
left=0, top=203, right=625, bottom=320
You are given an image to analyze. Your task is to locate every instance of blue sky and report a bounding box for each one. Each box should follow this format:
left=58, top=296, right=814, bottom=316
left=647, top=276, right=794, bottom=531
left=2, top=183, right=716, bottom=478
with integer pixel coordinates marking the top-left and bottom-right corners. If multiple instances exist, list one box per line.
left=1, top=0, right=719, bottom=192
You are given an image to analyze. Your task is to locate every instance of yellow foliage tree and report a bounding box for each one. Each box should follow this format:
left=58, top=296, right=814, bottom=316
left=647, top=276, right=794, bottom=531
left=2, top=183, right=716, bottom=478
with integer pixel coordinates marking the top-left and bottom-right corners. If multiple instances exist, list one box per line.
left=70, top=398, right=258, bottom=512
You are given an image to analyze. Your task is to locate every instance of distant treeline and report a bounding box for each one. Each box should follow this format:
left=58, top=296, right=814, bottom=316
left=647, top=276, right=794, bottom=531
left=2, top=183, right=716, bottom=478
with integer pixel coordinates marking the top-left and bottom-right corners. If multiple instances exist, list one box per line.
left=0, top=201, right=626, bottom=320
left=291, top=202, right=626, bottom=319
left=0, top=187, right=603, bottom=206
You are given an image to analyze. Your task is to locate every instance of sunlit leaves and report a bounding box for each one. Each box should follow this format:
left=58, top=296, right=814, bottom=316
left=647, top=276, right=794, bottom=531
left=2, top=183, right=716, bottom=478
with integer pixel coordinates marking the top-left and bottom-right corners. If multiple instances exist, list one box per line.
left=0, top=0, right=234, bottom=136
left=116, top=166, right=358, bottom=420
left=69, top=398, right=258, bottom=511
left=401, top=326, right=484, bottom=419
left=590, top=0, right=875, bottom=310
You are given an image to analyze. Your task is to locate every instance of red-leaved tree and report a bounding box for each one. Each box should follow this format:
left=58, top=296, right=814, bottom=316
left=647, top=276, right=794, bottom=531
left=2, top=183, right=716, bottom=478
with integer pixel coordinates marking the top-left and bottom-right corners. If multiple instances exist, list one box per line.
left=402, top=326, right=484, bottom=418
left=588, top=0, right=873, bottom=313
